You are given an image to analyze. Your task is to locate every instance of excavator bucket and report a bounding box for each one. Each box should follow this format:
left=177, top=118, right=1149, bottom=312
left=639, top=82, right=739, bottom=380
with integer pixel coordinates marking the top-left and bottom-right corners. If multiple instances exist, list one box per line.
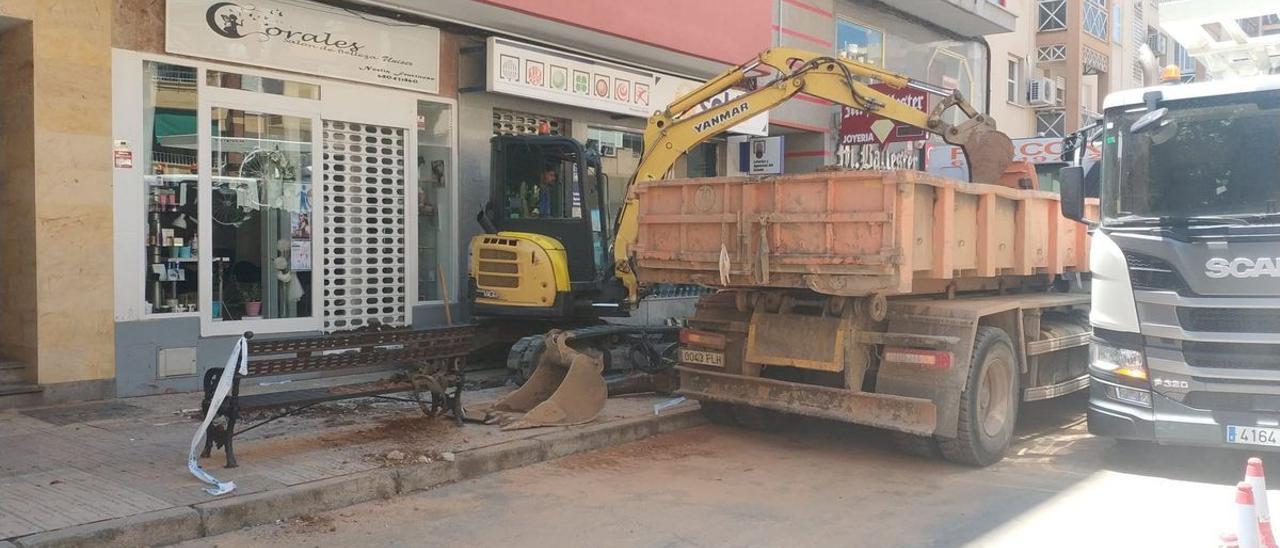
left=487, top=330, right=606, bottom=430
left=954, top=123, right=1016, bottom=185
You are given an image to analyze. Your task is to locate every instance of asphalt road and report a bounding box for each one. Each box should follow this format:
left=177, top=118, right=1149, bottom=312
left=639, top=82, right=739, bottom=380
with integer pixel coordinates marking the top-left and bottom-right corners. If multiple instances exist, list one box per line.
left=179, top=392, right=1279, bottom=547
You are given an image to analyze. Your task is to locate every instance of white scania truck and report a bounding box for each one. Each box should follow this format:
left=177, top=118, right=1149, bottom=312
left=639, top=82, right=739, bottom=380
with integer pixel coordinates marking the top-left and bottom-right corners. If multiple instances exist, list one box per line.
left=1058, top=73, right=1280, bottom=449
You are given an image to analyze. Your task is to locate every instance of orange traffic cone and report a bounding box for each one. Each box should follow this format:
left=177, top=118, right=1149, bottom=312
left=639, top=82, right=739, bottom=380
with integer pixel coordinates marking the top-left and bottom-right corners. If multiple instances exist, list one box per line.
left=1247, top=458, right=1277, bottom=548
left=1240, top=482, right=1263, bottom=548
left=1225, top=532, right=1243, bottom=548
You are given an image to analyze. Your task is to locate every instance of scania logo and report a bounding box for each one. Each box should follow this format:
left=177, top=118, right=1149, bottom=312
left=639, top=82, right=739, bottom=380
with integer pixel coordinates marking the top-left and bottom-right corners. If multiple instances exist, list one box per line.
left=1205, top=257, right=1280, bottom=279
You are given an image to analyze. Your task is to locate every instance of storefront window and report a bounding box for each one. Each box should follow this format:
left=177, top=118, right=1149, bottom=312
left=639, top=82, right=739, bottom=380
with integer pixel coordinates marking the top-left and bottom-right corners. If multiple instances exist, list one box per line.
left=685, top=142, right=720, bottom=178
left=206, top=70, right=321, bottom=100
left=417, top=101, right=454, bottom=302
left=836, top=19, right=885, bottom=67
left=209, top=108, right=314, bottom=320
left=143, top=61, right=199, bottom=314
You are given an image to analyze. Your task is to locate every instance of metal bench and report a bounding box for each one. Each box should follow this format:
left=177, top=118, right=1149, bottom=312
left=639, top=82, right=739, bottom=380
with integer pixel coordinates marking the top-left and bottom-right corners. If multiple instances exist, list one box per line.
left=199, top=324, right=474, bottom=468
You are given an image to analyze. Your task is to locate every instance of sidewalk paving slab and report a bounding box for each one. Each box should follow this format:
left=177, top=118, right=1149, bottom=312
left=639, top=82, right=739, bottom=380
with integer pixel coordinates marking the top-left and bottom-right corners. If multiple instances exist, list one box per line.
left=1, top=371, right=704, bottom=547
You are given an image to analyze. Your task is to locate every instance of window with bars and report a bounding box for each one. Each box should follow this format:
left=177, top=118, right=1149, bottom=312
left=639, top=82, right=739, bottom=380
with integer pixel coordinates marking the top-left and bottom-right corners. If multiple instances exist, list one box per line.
left=492, top=109, right=566, bottom=137
left=1038, top=0, right=1066, bottom=32
left=1036, top=110, right=1065, bottom=137
left=1083, top=0, right=1109, bottom=41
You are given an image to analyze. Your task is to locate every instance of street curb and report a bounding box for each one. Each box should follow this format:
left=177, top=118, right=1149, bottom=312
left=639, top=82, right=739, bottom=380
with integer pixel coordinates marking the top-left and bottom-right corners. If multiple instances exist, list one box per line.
left=11, top=507, right=201, bottom=548
left=533, top=405, right=707, bottom=460
left=9, top=406, right=705, bottom=547
left=195, top=469, right=398, bottom=537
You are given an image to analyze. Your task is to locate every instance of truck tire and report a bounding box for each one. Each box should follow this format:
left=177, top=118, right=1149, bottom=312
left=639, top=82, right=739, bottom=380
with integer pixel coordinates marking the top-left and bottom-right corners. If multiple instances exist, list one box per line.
left=699, top=401, right=738, bottom=426
left=938, top=326, right=1019, bottom=466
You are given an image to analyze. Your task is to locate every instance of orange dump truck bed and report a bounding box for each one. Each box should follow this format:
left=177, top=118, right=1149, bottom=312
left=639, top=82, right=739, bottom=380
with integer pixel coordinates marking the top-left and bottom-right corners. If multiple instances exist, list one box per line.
left=632, top=170, right=1097, bottom=296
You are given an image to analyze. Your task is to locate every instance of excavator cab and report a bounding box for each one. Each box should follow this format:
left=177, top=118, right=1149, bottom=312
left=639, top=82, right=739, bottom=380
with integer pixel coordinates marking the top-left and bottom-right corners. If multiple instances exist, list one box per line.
left=470, top=135, right=624, bottom=319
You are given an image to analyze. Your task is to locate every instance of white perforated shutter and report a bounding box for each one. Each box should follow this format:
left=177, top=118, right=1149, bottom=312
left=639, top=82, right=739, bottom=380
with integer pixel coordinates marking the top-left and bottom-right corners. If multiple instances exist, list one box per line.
left=321, top=120, right=407, bottom=332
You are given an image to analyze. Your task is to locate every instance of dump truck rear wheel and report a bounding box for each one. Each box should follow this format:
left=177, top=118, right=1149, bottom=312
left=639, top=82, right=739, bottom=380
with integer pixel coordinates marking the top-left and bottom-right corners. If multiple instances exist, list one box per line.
left=699, top=402, right=738, bottom=426
left=939, top=326, right=1018, bottom=466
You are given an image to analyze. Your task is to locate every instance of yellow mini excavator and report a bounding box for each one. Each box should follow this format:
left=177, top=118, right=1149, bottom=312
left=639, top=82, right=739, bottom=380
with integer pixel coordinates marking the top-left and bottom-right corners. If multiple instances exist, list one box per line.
left=468, top=48, right=1015, bottom=429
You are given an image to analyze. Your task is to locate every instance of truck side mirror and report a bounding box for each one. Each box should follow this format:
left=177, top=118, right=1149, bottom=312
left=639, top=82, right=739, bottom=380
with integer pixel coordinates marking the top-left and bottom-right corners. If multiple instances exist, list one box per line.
left=1059, top=166, right=1090, bottom=225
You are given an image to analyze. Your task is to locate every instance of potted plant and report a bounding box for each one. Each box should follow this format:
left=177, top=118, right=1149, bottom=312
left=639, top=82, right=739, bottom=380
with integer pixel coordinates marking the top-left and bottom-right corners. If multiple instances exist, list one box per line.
left=241, top=283, right=262, bottom=317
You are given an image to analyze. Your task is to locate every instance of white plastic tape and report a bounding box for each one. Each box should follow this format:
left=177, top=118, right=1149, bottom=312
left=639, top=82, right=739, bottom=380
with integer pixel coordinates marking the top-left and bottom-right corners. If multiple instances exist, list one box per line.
left=188, top=336, right=248, bottom=496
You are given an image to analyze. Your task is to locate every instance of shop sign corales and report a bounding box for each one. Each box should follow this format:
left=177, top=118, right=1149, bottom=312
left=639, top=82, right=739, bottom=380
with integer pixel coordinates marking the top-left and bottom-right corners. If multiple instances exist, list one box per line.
left=166, top=0, right=441, bottom=93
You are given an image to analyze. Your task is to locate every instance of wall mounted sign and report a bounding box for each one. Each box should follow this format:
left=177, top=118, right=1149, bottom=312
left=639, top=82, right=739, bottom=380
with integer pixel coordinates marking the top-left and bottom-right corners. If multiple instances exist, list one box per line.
left=838, top=83, right=928, bottom=147
left=166, top=0, right=441, bottom=94
left=487, top=37, right=767, bottom=136
left=737, top=136, right=784, bottom=174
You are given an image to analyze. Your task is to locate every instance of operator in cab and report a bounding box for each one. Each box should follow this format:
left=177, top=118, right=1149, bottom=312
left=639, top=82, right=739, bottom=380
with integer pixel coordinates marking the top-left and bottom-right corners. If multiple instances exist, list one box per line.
left=512, top=164, right=559, bottom=218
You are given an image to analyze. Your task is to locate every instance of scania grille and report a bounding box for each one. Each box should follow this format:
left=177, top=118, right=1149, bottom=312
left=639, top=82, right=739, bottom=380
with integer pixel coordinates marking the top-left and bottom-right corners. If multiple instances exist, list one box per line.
left=1182, top=392, right=1280, bottom=413
left=1178, top=308, right=1280, bottom=334
left=1124, top=251, right=1189, bottom=293
left=1182, top=341, right=1280, bottom=370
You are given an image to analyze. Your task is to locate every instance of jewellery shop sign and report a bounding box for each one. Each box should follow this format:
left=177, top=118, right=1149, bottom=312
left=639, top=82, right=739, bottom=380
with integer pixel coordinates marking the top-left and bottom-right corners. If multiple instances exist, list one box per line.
left=167, top=0, right=441, bottom=94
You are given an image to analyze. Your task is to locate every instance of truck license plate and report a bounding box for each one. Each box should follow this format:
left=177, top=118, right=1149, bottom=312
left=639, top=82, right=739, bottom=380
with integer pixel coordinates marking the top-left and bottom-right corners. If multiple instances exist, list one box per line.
left=1227, top=425, right=1280, bottom=447
left=680, top=348, right=724, bottom=367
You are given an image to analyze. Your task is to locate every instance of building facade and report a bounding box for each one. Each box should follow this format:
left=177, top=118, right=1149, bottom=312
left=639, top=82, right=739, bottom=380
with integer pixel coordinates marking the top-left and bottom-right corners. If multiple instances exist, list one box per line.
left=986, top=0, right=1156, bottom=139
left=0, top=0, right=1012, bottom=406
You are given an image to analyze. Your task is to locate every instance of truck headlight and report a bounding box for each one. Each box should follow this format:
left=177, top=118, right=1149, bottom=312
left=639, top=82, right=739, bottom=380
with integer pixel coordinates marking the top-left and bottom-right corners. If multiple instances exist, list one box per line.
left=1090, top=338, right=1148, bottom=384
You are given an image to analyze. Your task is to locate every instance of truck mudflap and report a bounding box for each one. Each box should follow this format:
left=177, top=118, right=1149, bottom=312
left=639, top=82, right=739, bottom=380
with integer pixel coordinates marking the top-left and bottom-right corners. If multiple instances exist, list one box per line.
left=676, top=366, right=938, bottom=436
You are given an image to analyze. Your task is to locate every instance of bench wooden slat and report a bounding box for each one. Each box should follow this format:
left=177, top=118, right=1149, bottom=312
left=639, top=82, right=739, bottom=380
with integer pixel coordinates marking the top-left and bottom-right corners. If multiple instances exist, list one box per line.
left=247, top=327, right=472, bottom=356
left=243, top=326, right=473, bottom=378
left=238, top=379, right=417, bottom=411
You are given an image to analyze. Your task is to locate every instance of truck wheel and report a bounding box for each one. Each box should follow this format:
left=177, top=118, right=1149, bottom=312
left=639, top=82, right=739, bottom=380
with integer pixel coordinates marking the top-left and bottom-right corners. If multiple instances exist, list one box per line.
left=700, top=401, right=738, bottom=426
left=891, top=433, right=941, bottom=459
left=939, top=326, right=1019, bottom=466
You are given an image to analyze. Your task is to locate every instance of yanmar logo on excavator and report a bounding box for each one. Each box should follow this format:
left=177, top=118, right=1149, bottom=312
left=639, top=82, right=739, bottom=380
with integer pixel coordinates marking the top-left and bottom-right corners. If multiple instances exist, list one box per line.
left=1205, top=257, right=1280, bottom=279
left=693, top=103, right=750, bottom=133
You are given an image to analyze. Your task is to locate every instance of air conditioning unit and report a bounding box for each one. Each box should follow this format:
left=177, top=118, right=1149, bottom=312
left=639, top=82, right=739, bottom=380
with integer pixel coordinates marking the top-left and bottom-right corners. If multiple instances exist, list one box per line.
left=1028, top=77, right=1057, bottom=106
